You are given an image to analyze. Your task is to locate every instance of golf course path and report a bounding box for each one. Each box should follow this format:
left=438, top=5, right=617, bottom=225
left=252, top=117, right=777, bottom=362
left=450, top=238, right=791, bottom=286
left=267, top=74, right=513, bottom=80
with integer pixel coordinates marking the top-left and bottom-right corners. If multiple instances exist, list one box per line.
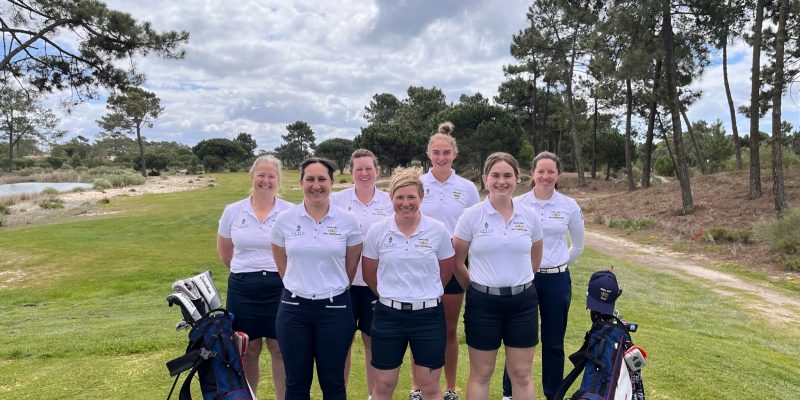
left=585, top=229, right=800, bottom=325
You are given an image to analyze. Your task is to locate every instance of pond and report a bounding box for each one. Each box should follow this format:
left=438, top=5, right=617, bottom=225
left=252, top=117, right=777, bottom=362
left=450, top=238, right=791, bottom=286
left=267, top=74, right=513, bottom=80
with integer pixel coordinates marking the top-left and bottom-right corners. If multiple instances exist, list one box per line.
left=0, top=182, right=94, bottom=197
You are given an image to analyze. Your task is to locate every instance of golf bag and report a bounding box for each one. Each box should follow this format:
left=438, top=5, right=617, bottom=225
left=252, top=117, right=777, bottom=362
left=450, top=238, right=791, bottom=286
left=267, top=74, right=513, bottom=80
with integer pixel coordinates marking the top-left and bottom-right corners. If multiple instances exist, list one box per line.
left=553, top=315, right=645, bottom=400
left=165, top=271, right=253, bottom=400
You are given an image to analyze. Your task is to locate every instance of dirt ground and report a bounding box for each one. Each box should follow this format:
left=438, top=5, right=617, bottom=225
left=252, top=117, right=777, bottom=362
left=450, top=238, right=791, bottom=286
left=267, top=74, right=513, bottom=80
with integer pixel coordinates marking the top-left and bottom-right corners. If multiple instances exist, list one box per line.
left=2, top=174, right=212, bottom=227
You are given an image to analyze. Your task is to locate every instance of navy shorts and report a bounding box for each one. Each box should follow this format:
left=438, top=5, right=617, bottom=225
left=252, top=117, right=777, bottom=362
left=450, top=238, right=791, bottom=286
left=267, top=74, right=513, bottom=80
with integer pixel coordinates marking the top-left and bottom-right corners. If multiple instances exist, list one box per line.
left=464, top=283, right=539, bottom=350
left=349, top=285, right=377, bottom=334
left=226, top=271, right=283, bottom=339
left=370, top=302, right=446, bottom=370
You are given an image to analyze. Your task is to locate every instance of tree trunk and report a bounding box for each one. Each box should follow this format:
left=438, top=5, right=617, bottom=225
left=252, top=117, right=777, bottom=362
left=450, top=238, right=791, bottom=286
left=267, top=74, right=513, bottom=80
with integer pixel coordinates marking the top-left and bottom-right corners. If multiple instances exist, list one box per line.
left=6, top=133, right=12, bottom=172
left=136, top=125, right=147, bottom=178
left=625, top=79, right=635, bottom=191
left=680, top=106, right=707, bottom=174
left=722, top=30, right=743, bottom=170
left=566, top=48, right=586, bottom=187
left=642, top=58, right=663, bottom=188
left=662, top=0, right=694, bottom=212
left=657, top=116, right=678, bottom=176
left=543, top=84, right=551, bottom=152
left=772, top=0, right=789, bottom=213
left=592, top=95, right=598, bottom=179
left=748, top=0, right=766, bottom=199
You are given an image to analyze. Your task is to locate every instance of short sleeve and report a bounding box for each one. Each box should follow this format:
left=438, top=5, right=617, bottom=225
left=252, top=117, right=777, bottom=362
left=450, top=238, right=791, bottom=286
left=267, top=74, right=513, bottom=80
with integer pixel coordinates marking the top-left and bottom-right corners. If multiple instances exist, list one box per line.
left=454, top=208, right=474, bottom=242
left=467, top=183, right=480, bottom=207
left=346, top=214, right=364, bottom=246
left=436, top=224, right=456, bottom=259
left=362, top=223, right=381, bottom=259
left=217, top=205, right=234, bottom=238
left=270, top=214, right=287, bottom=247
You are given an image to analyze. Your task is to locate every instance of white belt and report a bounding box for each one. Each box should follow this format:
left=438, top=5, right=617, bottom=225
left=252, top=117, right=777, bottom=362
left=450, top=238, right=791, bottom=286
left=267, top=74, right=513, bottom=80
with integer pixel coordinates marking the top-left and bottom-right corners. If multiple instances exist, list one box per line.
left=537, top=264, right=568, bottom=274
left=378, top=297, right=440, bottom=311
left=289, top=287, right=346, bottom=300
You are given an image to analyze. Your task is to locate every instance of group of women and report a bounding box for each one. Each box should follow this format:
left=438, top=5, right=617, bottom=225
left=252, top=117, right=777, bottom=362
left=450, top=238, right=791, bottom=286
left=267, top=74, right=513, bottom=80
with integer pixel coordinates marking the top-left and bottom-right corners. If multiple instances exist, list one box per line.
left=216, top=122, right=585, bottom=400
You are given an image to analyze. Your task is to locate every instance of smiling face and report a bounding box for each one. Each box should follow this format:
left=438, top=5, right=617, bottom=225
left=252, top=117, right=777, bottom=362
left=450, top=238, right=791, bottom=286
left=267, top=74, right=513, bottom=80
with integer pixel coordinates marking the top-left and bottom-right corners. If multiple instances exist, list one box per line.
left=392, top=184, right=422, bottom=220
left=427, top=139, right=457, bottom=173
left=251, top=162, right=279, bottom=196
left=351, top=155, right=377, bottom=191
left=301, top=162, right=332, bottom=206
left=532, top=158, right=560, bottom=192
left=484, top=160, right=517, bottom=200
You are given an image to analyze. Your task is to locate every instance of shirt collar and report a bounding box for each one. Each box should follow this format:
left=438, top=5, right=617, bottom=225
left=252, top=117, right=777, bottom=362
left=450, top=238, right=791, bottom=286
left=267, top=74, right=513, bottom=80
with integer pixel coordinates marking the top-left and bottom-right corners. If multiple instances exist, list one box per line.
left=298, top=200, right=336, bottom=221
left=483, top=198, right=524, bottom=219
left=388, top=215, right=426, bottom=237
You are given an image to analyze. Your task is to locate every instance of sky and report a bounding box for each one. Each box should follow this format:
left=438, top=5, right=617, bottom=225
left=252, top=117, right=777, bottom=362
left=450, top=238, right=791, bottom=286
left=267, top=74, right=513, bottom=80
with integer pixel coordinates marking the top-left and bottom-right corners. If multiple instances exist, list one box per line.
left=46, top=0, right=800, bottom=153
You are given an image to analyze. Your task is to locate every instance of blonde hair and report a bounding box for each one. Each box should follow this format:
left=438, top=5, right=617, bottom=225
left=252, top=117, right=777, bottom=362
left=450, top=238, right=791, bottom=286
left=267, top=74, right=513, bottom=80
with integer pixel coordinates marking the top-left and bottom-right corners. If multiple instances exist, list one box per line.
left=249, top=155, right=283, bottom=192
left=388, top=168, right=424, bottom=199
left=427, top=121, right=458, bottom=153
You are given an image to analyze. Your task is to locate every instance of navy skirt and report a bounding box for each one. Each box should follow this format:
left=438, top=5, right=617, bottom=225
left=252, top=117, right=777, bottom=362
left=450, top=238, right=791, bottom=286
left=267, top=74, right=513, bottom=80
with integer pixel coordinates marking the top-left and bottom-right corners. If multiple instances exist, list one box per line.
left=226, top=271, right=283, bottom=340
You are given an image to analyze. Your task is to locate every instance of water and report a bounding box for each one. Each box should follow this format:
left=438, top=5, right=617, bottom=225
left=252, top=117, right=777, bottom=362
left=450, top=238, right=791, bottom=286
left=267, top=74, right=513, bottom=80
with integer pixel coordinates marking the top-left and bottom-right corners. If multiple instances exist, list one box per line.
left=0, top=182, right=94, bottom=197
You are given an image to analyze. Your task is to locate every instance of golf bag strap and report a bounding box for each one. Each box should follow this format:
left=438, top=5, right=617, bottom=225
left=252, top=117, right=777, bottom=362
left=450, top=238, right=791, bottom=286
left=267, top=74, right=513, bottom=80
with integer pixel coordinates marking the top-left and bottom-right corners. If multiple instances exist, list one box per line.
left=552, top=357, right=587, bottom=400
left=176, top=320, right=225, bottom=400
left=552, top=322, right=617, bottom=400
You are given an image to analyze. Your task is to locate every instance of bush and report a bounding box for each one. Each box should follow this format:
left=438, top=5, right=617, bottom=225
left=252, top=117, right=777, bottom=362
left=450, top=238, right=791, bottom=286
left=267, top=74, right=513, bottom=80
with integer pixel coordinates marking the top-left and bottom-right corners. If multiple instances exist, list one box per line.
left=0, top=203, right=10, bottom=215
left=40, top=187, right=60, bottom=196
left=39, top=198, right=64, bottom=209
left=654, top=156, right=675, bottom=176
left=46, top=156, right=66, bottom=169
left=702, top=227, right=752, bottom=243
left=757, top=208, right=800, bottom=271
left=93, top=179, right=112, bottom=190
left=605, top=216, right=656, bottom=230
left=97, top=198, right=111, bottom=205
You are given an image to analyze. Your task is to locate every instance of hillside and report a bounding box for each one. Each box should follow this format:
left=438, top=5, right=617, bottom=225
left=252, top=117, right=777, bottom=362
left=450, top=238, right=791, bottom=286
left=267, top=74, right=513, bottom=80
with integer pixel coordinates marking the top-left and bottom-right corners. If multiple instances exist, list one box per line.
left=561, top=168, right=800, bottom=280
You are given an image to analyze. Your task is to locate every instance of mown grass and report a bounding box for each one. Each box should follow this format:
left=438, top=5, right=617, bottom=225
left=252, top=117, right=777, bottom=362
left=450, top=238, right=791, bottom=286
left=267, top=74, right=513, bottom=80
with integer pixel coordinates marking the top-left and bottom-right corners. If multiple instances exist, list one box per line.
left=1, top=172, right=799, bottom=399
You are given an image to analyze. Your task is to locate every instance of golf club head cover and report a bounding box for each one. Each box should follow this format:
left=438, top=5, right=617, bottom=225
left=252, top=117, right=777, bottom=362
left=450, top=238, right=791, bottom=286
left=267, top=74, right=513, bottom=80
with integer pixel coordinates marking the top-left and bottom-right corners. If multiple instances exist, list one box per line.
left=166, top=292, right=203, bottom=323
left=172, top=279, right=202, bottom=301
left=191, top=271, right=223, bottom=310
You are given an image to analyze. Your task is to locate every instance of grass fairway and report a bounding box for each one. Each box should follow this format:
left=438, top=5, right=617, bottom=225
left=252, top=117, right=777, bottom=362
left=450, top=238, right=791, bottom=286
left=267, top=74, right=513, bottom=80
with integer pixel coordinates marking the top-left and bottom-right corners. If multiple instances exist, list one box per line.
left=1, top=171, right=798, bottom=399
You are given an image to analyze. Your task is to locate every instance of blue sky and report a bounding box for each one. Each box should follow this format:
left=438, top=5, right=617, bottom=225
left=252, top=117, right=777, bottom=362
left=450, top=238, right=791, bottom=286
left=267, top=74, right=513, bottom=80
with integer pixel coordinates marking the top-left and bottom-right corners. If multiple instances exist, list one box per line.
left=47, top=0, right=800, bottom=152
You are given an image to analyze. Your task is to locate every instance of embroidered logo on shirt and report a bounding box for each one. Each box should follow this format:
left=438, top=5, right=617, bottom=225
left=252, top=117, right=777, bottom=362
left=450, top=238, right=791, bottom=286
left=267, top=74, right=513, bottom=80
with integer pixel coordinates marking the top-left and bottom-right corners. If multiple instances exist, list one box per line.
left=415, top=238, right=432, bottom=249
left=374, top=208, right=386, bottom=216
left=549, top=210, right=565, bottom=220
left=512, top=222, right=527, bottom=231
left=235, top=218, right=248, bottom=229
left=325, top=226, right=340, bottom=235
left=453, top=191, right=462, bottom=200
left=292, top=225, right=304, bottom=236
left=384, top=236, right=395, bottom=247
left=479, top=222, right=492, bottom=234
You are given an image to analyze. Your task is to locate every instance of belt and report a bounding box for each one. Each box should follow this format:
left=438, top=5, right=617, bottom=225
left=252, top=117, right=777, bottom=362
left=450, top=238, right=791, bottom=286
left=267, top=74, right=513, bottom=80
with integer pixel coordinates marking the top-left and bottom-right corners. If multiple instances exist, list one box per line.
left=288, top=287, right=347, bottom=300
left=378, top=297, right=440, bottom=311
left=470, top=281, right=533, bottom=296
left=538, top=264, right=568, bottom=274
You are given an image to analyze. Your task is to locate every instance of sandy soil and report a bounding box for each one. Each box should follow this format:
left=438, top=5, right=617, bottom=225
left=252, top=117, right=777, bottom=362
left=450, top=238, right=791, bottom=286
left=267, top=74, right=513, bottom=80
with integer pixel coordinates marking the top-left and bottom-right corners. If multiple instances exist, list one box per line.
left=2, top=174, right=211, bottom=227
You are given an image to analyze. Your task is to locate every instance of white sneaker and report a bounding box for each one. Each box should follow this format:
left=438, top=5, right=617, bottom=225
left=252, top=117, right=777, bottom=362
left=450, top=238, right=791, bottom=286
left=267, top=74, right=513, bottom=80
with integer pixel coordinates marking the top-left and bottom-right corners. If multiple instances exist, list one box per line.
left=443, top=389, right=459, bottom=400
left=408, top=389, right=422, bottom=400
left=502, top=397, right=513, bottom=400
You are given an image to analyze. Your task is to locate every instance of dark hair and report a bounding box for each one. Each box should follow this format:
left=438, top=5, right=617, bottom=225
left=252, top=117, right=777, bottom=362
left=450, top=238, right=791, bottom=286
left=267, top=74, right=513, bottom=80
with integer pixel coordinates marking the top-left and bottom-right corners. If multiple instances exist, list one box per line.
left=300, top=157, right=336, bottom=180
left=530, top=151, right=561, bottom=189
left=483, top=152, right=519, bottom=178
left=350, top=148, right=378, bottom=170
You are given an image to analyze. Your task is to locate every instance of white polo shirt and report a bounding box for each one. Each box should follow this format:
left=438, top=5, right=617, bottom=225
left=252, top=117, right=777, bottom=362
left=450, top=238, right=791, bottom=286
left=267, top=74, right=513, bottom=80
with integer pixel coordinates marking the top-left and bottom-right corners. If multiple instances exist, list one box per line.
left=515, top=190, right=584, bottom=269
left=362, top=216, right=455, bottom=302
left=420, top=169, right=480, bottom=235
left=455, top=199, right=544, bottom=287
left=331, top=186, right=394, bottom=286
left=218, top=196, right=293, bottom=273
left=271, top=202, right=363, bottom=298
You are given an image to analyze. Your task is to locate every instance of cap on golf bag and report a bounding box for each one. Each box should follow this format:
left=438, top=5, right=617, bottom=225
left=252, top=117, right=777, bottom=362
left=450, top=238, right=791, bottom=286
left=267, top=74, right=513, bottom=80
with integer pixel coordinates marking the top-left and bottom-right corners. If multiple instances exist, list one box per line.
left=167, top=292, right=203, bottom=323
left=587, top=269, right=622, bottom=315
left=191, top=271, right=223, bottom=310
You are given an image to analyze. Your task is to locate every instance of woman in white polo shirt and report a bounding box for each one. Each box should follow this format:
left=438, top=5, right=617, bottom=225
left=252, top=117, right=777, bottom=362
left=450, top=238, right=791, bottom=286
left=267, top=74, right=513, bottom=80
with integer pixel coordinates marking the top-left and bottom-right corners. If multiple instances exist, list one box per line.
left=271, top=157, right=363, bottom=400
left=217, top=155, right=293, bottom=398
left=331, top=149, right=393, bottom=398
left=453, top=152, right=543, bottom=400
left=416, top=122, right=480, bottom=400
left=362, top=170, right=455, bottom=400
left=503, top=151, right=585, bottom=400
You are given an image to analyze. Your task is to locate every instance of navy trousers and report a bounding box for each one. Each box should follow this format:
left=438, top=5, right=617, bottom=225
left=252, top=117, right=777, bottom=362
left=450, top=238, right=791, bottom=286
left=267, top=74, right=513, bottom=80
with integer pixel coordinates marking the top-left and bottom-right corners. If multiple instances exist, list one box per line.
left=275, top=289, right=355, bottom=400
left=503, top=269, right=572, bottom=399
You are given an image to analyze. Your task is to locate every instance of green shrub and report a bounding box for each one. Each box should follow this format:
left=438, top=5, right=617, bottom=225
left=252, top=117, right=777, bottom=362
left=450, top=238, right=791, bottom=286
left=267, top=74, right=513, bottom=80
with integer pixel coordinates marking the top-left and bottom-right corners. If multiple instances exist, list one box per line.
left=605, top=217, right=657, bottom=230
left=93, top=179, right=112, bottom=190
left=339, top=178, right=348, bottom=184
left=40, top=187, right=60, bottom=195
left=654, top=156, right=675, bottom=176
left=0, top=203, right=10, bottom=215
left=757, top=208, right=800, bottom=271
left=97, top=198, right=111, bottom=205
left=39, top=198, right=65, bottom=209
left=703, top=227, right=752, bottom=243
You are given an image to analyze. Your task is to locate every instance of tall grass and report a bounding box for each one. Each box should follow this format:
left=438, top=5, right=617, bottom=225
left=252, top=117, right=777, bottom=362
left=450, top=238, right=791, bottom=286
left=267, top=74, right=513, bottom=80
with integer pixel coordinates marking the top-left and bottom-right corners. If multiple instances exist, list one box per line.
left=757, top=207, right=800, bottom=271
